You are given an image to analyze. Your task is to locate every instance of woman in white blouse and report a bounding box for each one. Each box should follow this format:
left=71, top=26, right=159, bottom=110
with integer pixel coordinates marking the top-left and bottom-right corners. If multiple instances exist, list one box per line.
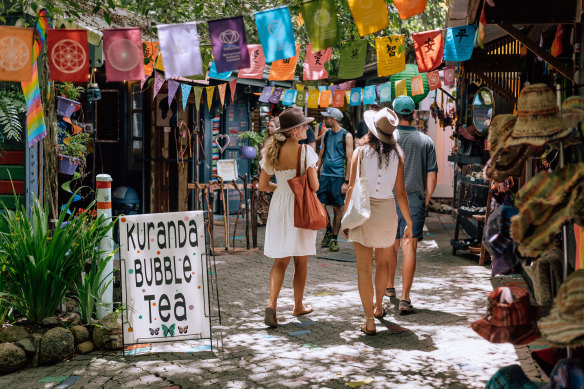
left=342, top=108, right=413, bottom=336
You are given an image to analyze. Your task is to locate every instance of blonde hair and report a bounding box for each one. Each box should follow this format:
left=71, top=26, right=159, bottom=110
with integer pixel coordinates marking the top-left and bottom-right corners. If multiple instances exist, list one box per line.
left=262, top=130, right=290, bottom=171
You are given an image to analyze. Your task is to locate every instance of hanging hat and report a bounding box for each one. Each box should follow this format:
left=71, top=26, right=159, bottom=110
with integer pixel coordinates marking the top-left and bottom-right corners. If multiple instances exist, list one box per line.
left=562, top=96, right=584, bottom=129
left=482, top=206, right=520, bottom=276
left=488, top=115, right=516, bottom=158
left=471, top=285, right=539, bottom=345
left=538, top=269, right=584, bottom=346
left=506, top=84, right=571, bottom=147
left=484, top=145, right=535, bottom=183
left=276, top=108, right=314, bottom=133
left=364, top=107, right=399, bottom=144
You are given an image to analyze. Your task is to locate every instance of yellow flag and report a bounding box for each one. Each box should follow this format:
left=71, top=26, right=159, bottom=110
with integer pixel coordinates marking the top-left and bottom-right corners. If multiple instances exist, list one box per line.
left=345, top=90, right=351, bottom=104
left=206, top=86, right=215, bottom=109
left=217, top=83, right=227, bottom=107
left=319, top=90, right=331, bottom=108
left=296, top=84, right=305, bottom=91
left=411, top=76, right=424, bottom=96
left=155, top=53, right=165, bottom=71
left=395, top=79, right=407, bottom=97
left=347, top=0, right=388, bottom=37
left=307, top=90, right=320, bottom=108
left=376, top=35, right=406, bottom=77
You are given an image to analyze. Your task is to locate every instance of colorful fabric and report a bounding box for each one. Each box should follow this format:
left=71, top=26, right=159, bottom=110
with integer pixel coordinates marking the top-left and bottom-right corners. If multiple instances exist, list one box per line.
left=301, top=0, right=340, bottom=51
left=411, top=76, right=424, bottom=96
left=333, top=90, right=345, bottom=108
left=157, top=22, right=203, bottom=78
left=237, top=44, right=265, bottom=79
left=349, top=88, right=362, bottom=106
left=208, top=61, right=232, bottom=80
left=152, top=71, right=164, bottom=100
left=412, top=29, right=443, bottom=73
left=217, top=83, right=227, bottom=107
left=31, top=8, right=51, bottom=63
left=254, top=6, right=296, bottom=63
left=394, top=79, right=407, bottom=97
left=268, top=44, right=300, bottom=81
left=379, top=82, right=391, bottom=103
left=1, top=26, right=34, bottom=82
left=376, top=35, right=406, bottom=77
left=229, top=79, right=237, bottom=102
left=443, top=24, right=476, bottom=62
left=319, top=90, right=331, bottom=108
left=427, top=70, right=441, bottom=91
left=295, top=89, right=307, bottom=107
left=303, top=44, right=331, bottom=80
left=167, top=79, right=179, bottom=108
left=47, top=29, right=89, bottom=82
left=142, top=41, right=159, bottom=78
left=393, top=0, right=428, bottom=20
left=443, top=66, right=455, bottom=86
left=181, top=83, right=192, bottom=110
left=206, top=86, right=215, bottom=109
left=363, top=85, right=376, bottom=105
left=307, top=90, right=319, bottom=108
left=208, top=16, right=249, bottom=73
left=347, top=0, right=388, bottom=37
left=193, top=86, right=203, bottom=111
left=282, top=89, right=296, bottom=106
left=268, top=87, right=283, bottom=104
left=103, top=28, right=143, bottom=81
left=259, top=86, right=273, bottom=103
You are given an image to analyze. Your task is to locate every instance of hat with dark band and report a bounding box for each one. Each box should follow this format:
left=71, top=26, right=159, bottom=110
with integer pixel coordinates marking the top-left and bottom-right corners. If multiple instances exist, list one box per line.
left=276, top=108, right=314, bottom=133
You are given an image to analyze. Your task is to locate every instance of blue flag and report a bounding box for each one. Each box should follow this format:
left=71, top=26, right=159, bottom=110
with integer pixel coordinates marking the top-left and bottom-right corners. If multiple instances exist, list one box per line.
left=255, top=6, right=296, bottom=63
left=208, top=61, right=232, bottom=79
left=443, top=24, right=476, bottom=62
left=363, top=85, right=377, bottom=105
left=282, top=89, right=297, bottom=106
left=349, top=88, right=362, bottom=106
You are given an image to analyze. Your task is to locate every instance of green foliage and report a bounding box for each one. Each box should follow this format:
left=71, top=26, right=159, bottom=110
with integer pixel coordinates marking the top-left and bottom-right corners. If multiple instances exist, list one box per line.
left=58, top=128, right=90, bottom=161
left=55, top=82, right=85, bottom=101
left=0, top=85, right=26, bottom=142
left=0, top=191, right=115, bottom=324
left=238, top=130, right=267, bottom=148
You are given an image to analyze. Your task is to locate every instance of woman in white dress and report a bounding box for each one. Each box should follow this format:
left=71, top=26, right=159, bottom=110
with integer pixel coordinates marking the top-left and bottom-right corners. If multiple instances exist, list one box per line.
left=259, top=108, right=320, bottom=327
left=342, top=108, right=413, bottom=335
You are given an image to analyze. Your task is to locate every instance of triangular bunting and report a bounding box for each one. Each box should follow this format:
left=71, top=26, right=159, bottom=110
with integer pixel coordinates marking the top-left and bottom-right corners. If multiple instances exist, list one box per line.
left=229, top=79, right=237, bottom=102
left=193, top=86, right=204, bottom=111
left=167, top=80, right=180, bottom=108
left=153, top=72, right=165, bottom=100
left=217, top=83, right=227, bottom=107
left=155, top=53, right=165, bottom=71
left=206, top=86, right=215, bottom=110
left=181, top=83, right=192, bottom=110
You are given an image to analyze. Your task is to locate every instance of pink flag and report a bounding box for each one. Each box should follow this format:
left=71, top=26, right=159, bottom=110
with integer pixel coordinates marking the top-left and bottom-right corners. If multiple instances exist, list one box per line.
left=153, top=72, right=164, bottom=100
left=229, top=79, right=237, bottom=102
left=444, top=66, right=455, bottom=87
left=237, top=44, right=265, bottom=79
left=103, top=28, right=144, bottom=82
left=303, top=44, right=332, bottom=81
left=167, top=79, right=179, bottom=108
left=217, top=83, right=227, bottom=107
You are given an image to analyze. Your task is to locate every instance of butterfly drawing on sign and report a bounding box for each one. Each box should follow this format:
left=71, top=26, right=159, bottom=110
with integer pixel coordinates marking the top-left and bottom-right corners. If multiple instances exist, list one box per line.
left=161, top=323, right=176, bottom=337
left=149, top=327, right=160, bottom=336
left=178, top=325, right=188, bottom=334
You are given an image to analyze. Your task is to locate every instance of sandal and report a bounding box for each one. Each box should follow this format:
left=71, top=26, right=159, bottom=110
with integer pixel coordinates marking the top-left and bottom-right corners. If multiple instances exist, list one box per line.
left=374, top=304, right=386, bottom=319
left=360, top=316, right=377, bottom=336
left=292, top=304, right=313, bottom=316
left=264, top=306, right=277, bottom=328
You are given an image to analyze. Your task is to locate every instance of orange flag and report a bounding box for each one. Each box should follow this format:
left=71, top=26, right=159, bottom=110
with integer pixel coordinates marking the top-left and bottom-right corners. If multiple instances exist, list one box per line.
left=393, top=0, right=428, bottom=20
left=0, top=26, right=34, bottom=81
left=217, top=83, right=227, bottom=107
left=143, top=41, right=159, bottom=77
left=269, top=44, right=300, bottom=81
left=333, top=90, right=345, bottom=108
left=346, top=0, right=388, bottom=37
left=412, top=30, right=443, bottom=73
left=229, top=79, right=237, bottom=102
left=319, top=90, right=331, bottom=107
left=411, top=76, right=424, bottom=96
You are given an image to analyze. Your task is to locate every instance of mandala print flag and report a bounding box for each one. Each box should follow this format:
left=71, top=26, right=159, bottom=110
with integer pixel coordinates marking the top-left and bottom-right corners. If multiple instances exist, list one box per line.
left=268, top=87, right=283, bottom=104
left=238, top=45, right=266, bottom=79
left=301, top=0, right=340, bottom=51
left=208, top=16, right=250, bottom=73
left=295, top=90, right=307, bottom=107
left=411, top=76, right=424, bottom=96
left=349, top=88, right=362, bottom=106
left=363, top=85, right=377, bottom=105
left=282, top=89, right=296, bottom=106
left=269, top=44, right=300, bottom=81
left=255, top=6, right=296, bottom=63
left=157, top=22, right=203, bottom=78
left=303, top=44, right=332, bottom=81
left=338, top=40, right=367, bottom=80
left=307, top=90, right=319, bottom=108
left=333, top=90, right=345, bottom=108
left=395, top=79, right=407, bottom=97
left=393, top=0, right=428, bottom=20
left=0, top=26, right=33, bottom=81
left=346, top=0, right=388, bottom=37
left=259, top=86, right=273, bottom=103
left=103, top=28, right=143, bottom=82
left=379, top=82, right=392, bottom=102
left=47, top=29, right=89, bottom=82
left=443, top=24, right=476, bottom=62
left=376, top=35, right=406, bottom=77
left=426, top=70, right=441, bottom=90
left=319, top=90, right=331, bottom=108
left=412, top=29, right=443, bottom=73
left=444, top=66, right=455, bottom=86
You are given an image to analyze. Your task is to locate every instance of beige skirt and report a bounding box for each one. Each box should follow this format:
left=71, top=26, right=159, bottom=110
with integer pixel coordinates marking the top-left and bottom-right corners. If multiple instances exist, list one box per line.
left=348, top=197, right=398, bottom=248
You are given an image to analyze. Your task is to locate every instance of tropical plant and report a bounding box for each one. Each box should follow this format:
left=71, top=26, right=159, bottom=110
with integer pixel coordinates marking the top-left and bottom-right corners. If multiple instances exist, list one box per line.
left=0, top=85, right=26, bottom=142
left=0, top=191, right=115, bottom=323
left=238, top=129, right=267, bottom=148
left=55, top=82, right=85, bottom=101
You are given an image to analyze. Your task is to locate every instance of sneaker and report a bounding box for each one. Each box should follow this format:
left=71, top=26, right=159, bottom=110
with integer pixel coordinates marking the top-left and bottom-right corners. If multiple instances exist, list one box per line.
left=321, top=231, right=332, bottom=247
left=398, top=300, right=415, bottom=315
left=384, top=288, right=396, bottom=297
left=329, top=239, right=339, bottom=252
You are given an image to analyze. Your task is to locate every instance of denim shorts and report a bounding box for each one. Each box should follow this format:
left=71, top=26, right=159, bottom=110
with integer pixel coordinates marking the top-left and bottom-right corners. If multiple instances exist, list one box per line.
left=396, top=204, right=427, bottom=241
left=317, top=175, right=345, bottom=206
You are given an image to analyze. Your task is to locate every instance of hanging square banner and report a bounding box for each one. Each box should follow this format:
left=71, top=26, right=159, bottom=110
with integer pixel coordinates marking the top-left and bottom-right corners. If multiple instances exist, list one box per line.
left=376, top=35, right=406, bottom=77
left=303, top=44, right=332, bottom=81
left=427, top=70, right=441, bottom=90
left=237, top=44, right=266, bottom=79
left=0, top=26, right=34, bottom=81
left=393, top=0, right=428, bottom=20
left=319, top=90, right=331, bottom=107
left=157, top=22, right=203, bottom=78
left=412, top=29, right=443, bottom=73
left=269, top=44, right=300, bottom=81
left=301, top=0, right=340, bottom=51
left=411, top=75, right=424, bottom=96
left=282, top=89, right=296, bottom=106
left=103, top=28, right=143, bottom=82
left=255, top=6, right=296, bottom=63
left=443, top=24, right=476, bottom=62
left=363, top=85, right=377, bottom=105
left=120, top=211, right=210, bottom=345
left=444, top=66, right=455, bottom=86
left=347, top=0, right=388, bottom=37
left=143, top=41, right=159, bottom=77
left=307, top=90, right=320, bottom=108
left=295, top=89, right=307, bottom=106
left=269, top=87, right=284, bottom=104
left=47, top=29, right=89, bottom=82
left=395, top=79, right=407, bottom=97
left=379, top=82, right=392, bottom=102
left=333, top=90, right=345, bottom=108
left=349, top=88, right=362, bottom=106
left=259, top=86, right=273, bottom=103
left=338, top=40, right=367, bottom=80
left=208, top=61, right=232, bottom=80
left=208, top=16, right=250, bottom=73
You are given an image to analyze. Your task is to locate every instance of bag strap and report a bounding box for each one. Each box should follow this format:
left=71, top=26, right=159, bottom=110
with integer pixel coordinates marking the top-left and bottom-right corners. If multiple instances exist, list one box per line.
left=303, top=144, right=308, bottom=174
left=355, top=146, right=364, bottom=180
left=296, top=145, right=302, bottom=177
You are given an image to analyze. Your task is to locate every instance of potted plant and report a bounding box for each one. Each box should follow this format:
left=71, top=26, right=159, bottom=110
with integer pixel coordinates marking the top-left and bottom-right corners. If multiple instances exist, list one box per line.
left=55, top=82, right=84, bottom=117
left=238, top=130, right=267, bottom=173
left=58, top=128, right=90, bottom=175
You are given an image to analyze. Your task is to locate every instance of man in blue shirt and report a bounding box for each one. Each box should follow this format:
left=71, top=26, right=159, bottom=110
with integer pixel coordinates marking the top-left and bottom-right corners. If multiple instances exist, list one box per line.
left=385, top=96, right=438, bottom=314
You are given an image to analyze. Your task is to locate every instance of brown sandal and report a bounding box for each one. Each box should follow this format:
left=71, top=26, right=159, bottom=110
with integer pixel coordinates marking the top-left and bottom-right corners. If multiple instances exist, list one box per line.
left=360, top=316, right=376, bottom=336
left=374, top=304, right=386, bottom=319
left=264, top=306, right=277, bottom=328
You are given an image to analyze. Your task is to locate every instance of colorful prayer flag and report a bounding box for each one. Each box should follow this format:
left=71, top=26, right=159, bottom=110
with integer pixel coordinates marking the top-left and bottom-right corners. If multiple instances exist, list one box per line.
left=363, top=85, right=376, bottom=105
left=444, top=66, right=455, bottom=87
left=157, top=22, right=203, bottom=78
left=412, top=29, right=443, bottom=73
left=259, top=86, right=273, bottom=103
left=143, top=41, right=159, bottom=77
left=379, top=82, right=391, bottom=102
left=237, top=45, right=266, bottom=79
left=229, top=79, right=237, bottom=101
left=333, top=90, right=345, bottom=108
left=268, top=87, right=283, bottom=104
left=307, top=90, right=319, bottom=108
left=395, top=79, right=407, bottom=97
left=181, top=83, right=192, bottom=110
left=426, top=70, right=441, bottom=90
left=349, top=88, right=362, bottom=106
left=155, top=53, right=164, bottom=71
left=393, top=0, right=428, bottom=20
left=301, top=0, right=340, bottom=51
left=443, top=24, right=476, bottom=62
left=255, top=6, right=296, bottom=63
left=206, top=86, right=215, bottom=109
left=269, top=44, right=300, bottom=81
left=153, top=72, right=164, bottom=99
left=193, top=86, right=204, bottom=111
left=208, top=61, right=232, bottom=80
left=282, top=89, right=296, bottom=106
left=168, top=79, right=179, bottom=108
left=411, top=76, right=424, bottom=96
left=303, top=44, right=331, bottom=80
left=346, top=0, right=388, bottom=37
left=208, top=16, right=250, bottom=73
left=295, top=89, right=307, bottom=106
left=376, top=35, right=406, bottom=77
left=103, top=28, right=143, bottom=82
left=338, top=40, right=367, bottom=80
left=0, top=26, right=34, bottom=81
left=47, top=29, right=89, bottom=82
left=217, top=83, right=227, bottom=107
left=319, top=90, right=331, bottom=108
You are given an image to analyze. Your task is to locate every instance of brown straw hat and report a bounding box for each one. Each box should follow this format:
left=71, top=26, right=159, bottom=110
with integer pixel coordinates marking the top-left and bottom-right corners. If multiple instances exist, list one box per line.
left=275, top=108, right=314, bottom=133
left=488, top=114, right=516, bottom=158
left=506, top=83, right=571, bottom=147
left=562, top=95, right=584, bottom=130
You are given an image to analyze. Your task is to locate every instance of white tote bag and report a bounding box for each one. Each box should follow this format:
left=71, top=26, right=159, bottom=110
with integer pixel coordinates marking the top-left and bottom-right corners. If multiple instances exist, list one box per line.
left=341, top=148, right=371, bottom=230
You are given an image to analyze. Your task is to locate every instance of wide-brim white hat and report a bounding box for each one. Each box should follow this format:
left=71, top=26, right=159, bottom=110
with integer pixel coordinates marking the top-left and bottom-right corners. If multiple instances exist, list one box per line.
left=364, top=107, right=399, bottom=144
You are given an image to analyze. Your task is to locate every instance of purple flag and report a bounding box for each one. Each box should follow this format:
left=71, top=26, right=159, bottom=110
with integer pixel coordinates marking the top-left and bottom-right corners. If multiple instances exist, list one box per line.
left=208, top=16, right=250, bottom=73
left=259, top=86, right=273, bottom=103
left=167, top=79, right=180, bottom=108
left=269, top=87, right=283, bottom=104
left=153, top=72, right=165, bottom=100
left=181, top=83, right=192, bottom=110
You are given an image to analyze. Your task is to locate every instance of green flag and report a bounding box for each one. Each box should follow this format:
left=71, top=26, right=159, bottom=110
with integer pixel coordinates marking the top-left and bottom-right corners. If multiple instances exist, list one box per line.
left=295, top=90, right=307, bottom=107
left=301, top=0, right=340, bottom=51
left=338, top=40, right=367, bottom=80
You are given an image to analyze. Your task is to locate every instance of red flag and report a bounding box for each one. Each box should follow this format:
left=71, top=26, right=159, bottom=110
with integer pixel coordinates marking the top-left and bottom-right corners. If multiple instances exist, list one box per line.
left=333, top=90, right=345, bottom=107
left=103, top=28, right=143, bottom=82
left=412, top=29, right=443, bottom=73
left=427, top=70, right=442, bottom=91
left=229, top=79, right=237, bottom=102
left=47, top=29, right=89, bottom=82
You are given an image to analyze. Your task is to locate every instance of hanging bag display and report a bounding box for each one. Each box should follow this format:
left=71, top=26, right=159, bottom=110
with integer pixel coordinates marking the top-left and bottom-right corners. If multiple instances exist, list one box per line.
left=341, top=147, right=371, bottom=229
left=287, top=145, right=329, bottom=230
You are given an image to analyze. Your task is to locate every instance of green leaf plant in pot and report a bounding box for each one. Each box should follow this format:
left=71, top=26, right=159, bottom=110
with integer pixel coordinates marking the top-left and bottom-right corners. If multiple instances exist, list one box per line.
left=58, top=128, right=90, bottom=175
left=238, top=130, right=267, bottom=173
left=55, top=82, right=84, bottom=118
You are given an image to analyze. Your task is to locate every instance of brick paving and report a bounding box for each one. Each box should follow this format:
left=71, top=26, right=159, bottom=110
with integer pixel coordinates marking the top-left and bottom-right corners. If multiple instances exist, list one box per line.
left=0, top=213, right=546, bottom=388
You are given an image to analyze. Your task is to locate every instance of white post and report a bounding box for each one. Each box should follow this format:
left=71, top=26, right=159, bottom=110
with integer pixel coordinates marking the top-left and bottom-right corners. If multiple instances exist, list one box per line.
left=96, top=174, right=114, bottom=319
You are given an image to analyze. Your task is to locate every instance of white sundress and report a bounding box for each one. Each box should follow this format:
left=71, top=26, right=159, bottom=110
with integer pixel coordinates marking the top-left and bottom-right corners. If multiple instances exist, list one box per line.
left=261, top=146, right=319, bottom=258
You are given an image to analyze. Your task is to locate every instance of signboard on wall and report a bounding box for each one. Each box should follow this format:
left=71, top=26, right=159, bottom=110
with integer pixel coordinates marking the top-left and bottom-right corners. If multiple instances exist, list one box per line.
left=120, top=211, right=210, bottom=344
left=225, top=104, right=248, bottom=147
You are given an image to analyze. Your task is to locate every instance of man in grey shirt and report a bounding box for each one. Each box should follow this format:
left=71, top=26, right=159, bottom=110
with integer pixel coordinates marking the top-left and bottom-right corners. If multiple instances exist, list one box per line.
left=385, top=96, right=438, bottom=314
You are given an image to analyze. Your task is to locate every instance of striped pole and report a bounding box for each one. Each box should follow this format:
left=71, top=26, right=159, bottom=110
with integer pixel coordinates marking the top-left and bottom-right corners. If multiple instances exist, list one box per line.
left=96, top=174, right=114, bottom=319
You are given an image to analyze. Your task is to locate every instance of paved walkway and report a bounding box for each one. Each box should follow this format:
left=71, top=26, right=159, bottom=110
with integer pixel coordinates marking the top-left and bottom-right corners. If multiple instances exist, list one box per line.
left=0, top=213, right=544, bottom=388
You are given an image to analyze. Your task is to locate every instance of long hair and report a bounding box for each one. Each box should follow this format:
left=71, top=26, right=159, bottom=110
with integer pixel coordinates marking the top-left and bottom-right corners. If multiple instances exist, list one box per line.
left=365, top=133, right=404, bottom=168
left=262, top=131, right=290, bottom=171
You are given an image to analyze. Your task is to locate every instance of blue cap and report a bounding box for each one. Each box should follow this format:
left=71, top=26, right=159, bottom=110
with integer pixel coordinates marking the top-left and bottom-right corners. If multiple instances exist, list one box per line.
left=392, top=96, right=415, bottom=115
